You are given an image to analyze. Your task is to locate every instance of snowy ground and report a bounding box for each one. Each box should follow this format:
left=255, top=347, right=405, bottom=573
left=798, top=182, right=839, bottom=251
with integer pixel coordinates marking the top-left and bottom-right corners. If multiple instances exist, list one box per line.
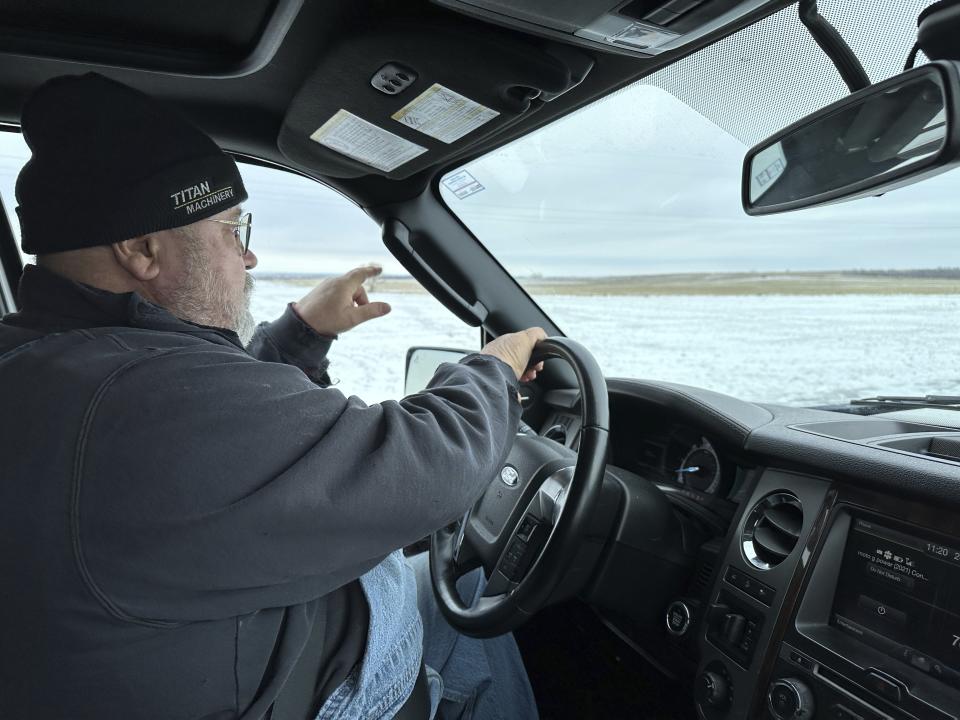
left=251, top=279, right=960, bottom=407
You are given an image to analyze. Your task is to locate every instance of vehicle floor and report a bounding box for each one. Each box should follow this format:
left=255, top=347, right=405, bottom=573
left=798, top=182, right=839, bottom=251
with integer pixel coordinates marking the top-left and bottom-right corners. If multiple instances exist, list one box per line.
left=514, top=600, right=698, bottom=720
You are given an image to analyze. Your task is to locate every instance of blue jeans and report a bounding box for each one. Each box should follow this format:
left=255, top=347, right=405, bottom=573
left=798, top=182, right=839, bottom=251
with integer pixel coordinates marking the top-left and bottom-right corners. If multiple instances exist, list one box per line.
left=315, top=550, right=538, bottom=720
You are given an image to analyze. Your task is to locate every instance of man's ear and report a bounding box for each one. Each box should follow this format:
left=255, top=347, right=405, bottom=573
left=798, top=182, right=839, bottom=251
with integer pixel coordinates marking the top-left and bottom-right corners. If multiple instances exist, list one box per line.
left=111, top=234, right=163, bottom=281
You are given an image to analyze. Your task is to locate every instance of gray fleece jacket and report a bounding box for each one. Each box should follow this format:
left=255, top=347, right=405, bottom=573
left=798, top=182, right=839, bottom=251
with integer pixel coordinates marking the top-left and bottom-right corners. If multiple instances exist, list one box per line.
left=0, top=265, right=520, bottom=719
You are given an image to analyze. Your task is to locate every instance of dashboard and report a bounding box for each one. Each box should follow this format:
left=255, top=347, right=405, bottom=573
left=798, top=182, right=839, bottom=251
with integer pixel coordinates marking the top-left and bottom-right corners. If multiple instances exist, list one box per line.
left=535, top=378, right=960, bottom=720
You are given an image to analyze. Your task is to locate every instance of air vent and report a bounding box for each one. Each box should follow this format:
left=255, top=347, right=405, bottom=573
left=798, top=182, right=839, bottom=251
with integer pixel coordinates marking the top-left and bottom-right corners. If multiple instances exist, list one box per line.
left=688, top=537, right=722, bottom=595
left=741, top=492, right=803, bottom=570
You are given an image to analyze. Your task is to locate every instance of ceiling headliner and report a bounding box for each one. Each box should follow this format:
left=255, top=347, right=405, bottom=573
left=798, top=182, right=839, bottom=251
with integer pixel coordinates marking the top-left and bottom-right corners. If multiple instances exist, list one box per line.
left=0, top=0, right=796, bottom=208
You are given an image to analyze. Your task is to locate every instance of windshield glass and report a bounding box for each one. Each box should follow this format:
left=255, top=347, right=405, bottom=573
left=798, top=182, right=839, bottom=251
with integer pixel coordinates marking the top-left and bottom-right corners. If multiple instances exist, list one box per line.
left=440, top=0, right=959, bottom=407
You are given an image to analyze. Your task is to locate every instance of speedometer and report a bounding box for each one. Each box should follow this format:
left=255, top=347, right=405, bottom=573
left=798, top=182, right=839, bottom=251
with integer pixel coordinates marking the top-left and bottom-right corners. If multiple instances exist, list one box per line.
left=675, top=439, right=721, bottom=494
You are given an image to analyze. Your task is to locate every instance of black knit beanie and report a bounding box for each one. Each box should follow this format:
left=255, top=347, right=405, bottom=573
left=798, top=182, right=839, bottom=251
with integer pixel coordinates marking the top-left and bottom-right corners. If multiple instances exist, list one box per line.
left=15, top=72, right=247, bottom=255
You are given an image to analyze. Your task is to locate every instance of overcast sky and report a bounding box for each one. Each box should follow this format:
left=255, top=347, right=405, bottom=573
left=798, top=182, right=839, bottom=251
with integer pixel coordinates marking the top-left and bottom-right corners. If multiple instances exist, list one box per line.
left=1, top=0, right=954, bottom=279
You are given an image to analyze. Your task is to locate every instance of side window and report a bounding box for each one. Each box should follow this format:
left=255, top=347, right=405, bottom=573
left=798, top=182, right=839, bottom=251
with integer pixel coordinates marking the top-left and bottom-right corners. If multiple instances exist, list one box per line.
left=0, top=132, right=30, bottom=310
left=0, top=132, right=30, bottom=268
left=0, top=129, right=478, bottom=397
left=235, top=161, right=477, bottom=399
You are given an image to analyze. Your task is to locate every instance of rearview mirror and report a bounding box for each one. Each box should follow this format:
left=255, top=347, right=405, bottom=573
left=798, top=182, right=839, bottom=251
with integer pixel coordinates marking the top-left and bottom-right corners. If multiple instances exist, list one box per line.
left=404, top=346, right=472, bottom=396
left=743, top=61, right=960, bottom=215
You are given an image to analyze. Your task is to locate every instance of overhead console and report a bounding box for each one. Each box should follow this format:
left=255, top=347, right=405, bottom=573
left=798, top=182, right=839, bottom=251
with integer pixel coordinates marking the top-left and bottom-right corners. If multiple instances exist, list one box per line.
left=432, top=0, right=783, bottom=56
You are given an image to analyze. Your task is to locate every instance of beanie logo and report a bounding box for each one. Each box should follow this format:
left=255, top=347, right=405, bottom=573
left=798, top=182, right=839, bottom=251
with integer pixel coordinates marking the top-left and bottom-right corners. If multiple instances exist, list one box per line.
left=170, top=180, right=235, bottom=215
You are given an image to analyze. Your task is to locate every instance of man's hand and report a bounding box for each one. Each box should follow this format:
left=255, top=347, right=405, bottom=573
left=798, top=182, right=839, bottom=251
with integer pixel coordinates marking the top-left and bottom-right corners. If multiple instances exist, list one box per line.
left=480, top=327, right=547, bottom=382
left=293, top=265, right=392, bottom=336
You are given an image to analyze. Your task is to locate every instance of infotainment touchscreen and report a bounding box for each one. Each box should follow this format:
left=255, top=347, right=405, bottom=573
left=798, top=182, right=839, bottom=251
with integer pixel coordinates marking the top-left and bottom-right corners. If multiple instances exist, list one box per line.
left=831, top=517, right=960, bottom=687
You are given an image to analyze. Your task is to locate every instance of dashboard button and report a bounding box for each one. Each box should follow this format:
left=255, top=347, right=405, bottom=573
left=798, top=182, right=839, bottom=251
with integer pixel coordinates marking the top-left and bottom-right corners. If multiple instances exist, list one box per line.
left=665, top=600, right=692, bottom=636
left=856, top=595, right=907, bottom=627
left=864, top=670, right=905, bottom=704
left=931, top=660, right=960, bottom=689
left=696, top=669, right=731, bottom=709
left=829, top=704, right=864, bottom=720
left=909, top=652, right=933, bottom=672
left=721, top=613, right=747, bottom=645
left=767, top=677, right=814, bottom=720
left=750, top=581, right=776, bottom=605
left=724, top=565, right=776, bottom=605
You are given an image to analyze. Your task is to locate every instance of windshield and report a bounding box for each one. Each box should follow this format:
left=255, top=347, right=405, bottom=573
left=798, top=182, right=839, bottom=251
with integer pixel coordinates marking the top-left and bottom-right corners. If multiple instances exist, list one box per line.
left=440, top=0, right=959, bottom=407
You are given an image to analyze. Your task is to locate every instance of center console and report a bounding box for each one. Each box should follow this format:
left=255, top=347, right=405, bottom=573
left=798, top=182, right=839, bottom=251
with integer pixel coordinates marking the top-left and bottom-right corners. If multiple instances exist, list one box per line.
left=768, top=506, right=960, bottom=720
left=695, top=471, right=960, bottom=720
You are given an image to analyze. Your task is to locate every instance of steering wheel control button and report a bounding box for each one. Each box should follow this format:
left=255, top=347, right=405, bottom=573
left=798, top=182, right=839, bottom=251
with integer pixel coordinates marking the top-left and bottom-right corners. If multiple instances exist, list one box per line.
left=863, top=670, right=905, bottom=704
left=516, top=515, right=539, bottom=542
left=499, top=465, right=519, bottom=487
left=767, top=678, right=814, bottom=720
left=665, top=600, right=691, bottom=636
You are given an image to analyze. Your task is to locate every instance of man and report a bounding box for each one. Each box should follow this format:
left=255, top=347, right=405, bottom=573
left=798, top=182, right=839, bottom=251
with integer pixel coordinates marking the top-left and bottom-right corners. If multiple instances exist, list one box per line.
left=0, top=73, right=543, bottom=719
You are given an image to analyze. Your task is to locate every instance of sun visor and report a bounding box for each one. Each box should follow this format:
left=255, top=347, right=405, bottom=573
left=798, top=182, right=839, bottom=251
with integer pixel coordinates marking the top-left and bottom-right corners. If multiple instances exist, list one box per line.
left=278, top=19, right=593, bottom=179
left=432, top=0, right=784, bottom=57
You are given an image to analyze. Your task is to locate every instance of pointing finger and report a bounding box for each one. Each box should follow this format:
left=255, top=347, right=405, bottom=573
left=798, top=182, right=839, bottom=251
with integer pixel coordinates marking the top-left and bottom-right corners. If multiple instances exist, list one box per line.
left=346, top=264, right=383, bottom=285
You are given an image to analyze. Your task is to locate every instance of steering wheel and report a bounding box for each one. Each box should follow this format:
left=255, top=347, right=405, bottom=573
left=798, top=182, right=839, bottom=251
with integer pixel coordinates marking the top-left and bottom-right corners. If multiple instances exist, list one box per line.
left=429, top=337, right=609, bottom=638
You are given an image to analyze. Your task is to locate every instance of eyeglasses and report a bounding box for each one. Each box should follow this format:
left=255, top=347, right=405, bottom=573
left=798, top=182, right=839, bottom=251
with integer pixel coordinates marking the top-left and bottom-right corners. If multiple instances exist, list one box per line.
left=209, top=212, right=252, bottom=255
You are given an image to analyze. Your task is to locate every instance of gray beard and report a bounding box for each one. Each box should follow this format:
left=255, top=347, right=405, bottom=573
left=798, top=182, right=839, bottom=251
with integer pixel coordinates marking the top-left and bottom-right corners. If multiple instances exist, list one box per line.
left=235, top=274, right=257, bottom=345
left=160, top=242, right=256, bottom=343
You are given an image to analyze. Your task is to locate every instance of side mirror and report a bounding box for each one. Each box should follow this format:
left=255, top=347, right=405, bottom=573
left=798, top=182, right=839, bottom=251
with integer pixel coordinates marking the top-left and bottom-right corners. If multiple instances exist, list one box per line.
left=404, top=346, right=472, bottom=396
left=743, top=61, right=960, bottom=215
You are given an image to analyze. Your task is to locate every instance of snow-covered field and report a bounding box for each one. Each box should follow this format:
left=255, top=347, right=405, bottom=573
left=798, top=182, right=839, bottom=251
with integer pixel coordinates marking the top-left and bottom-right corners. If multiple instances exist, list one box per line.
left=251, top=279, right=960, bottom=407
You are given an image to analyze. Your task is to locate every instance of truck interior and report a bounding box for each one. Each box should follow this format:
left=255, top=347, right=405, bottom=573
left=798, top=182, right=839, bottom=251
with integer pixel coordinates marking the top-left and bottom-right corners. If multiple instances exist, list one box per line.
left=2, top=1, right=960, bottom=719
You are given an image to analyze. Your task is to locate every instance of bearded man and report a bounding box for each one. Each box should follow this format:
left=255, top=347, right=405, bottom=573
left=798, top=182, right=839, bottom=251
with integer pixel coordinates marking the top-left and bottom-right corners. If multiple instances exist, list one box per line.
left=0, top=73, right=542, bottom=720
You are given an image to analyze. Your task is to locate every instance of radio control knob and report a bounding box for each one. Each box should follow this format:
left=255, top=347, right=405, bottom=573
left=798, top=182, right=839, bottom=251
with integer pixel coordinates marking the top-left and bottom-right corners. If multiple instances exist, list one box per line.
left=767, top=677, right=814, bottom=720
left=696, top=670, right=730, bottom=709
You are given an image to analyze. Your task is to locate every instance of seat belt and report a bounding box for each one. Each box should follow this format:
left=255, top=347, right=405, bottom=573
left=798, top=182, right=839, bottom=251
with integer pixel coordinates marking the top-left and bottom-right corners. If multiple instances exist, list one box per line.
left=266, top=605, right=330, bottom=720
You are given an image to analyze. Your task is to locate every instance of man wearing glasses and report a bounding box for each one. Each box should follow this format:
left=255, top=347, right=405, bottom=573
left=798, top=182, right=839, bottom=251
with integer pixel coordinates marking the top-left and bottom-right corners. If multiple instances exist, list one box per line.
left=0, top=73, right=542, bottom=719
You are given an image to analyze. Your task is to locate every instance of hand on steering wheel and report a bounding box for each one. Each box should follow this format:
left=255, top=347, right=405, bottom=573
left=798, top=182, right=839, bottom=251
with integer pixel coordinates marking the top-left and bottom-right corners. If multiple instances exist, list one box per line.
left=429, top=337, right=609, bottom=638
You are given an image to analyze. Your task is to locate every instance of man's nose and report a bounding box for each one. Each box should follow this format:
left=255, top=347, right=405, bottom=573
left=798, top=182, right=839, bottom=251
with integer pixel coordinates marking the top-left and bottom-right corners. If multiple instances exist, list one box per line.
left=244, top=248, right=258, bottom=270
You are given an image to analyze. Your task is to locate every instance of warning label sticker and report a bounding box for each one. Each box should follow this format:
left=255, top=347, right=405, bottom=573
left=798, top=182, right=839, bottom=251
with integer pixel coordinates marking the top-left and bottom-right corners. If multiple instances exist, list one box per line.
left=441, top=169, right=484, bottom=200
left=392, top=84, right=499, bottom=144
left=310, top=109, right=427, bottom=172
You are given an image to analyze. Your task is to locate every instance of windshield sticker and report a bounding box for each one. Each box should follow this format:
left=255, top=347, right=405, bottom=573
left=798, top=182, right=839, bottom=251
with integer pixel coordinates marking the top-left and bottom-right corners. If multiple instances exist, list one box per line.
left=309, top=109, right=426, bottom=173
left=441, top=169, right=484, bottom=200
left=749, top=142, right=788, bottom=202
left=391, top=84, right=499, bottom=144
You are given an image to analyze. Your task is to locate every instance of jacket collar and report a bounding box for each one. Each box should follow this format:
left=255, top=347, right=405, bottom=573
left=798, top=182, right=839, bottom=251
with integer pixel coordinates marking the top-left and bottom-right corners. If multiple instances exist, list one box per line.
left=12, top=264, right=243, bottom=348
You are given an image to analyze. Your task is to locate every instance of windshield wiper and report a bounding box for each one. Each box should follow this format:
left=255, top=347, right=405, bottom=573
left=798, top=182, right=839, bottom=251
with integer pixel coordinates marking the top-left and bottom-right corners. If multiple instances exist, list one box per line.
left=851, top=395, right=960, bottom=410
